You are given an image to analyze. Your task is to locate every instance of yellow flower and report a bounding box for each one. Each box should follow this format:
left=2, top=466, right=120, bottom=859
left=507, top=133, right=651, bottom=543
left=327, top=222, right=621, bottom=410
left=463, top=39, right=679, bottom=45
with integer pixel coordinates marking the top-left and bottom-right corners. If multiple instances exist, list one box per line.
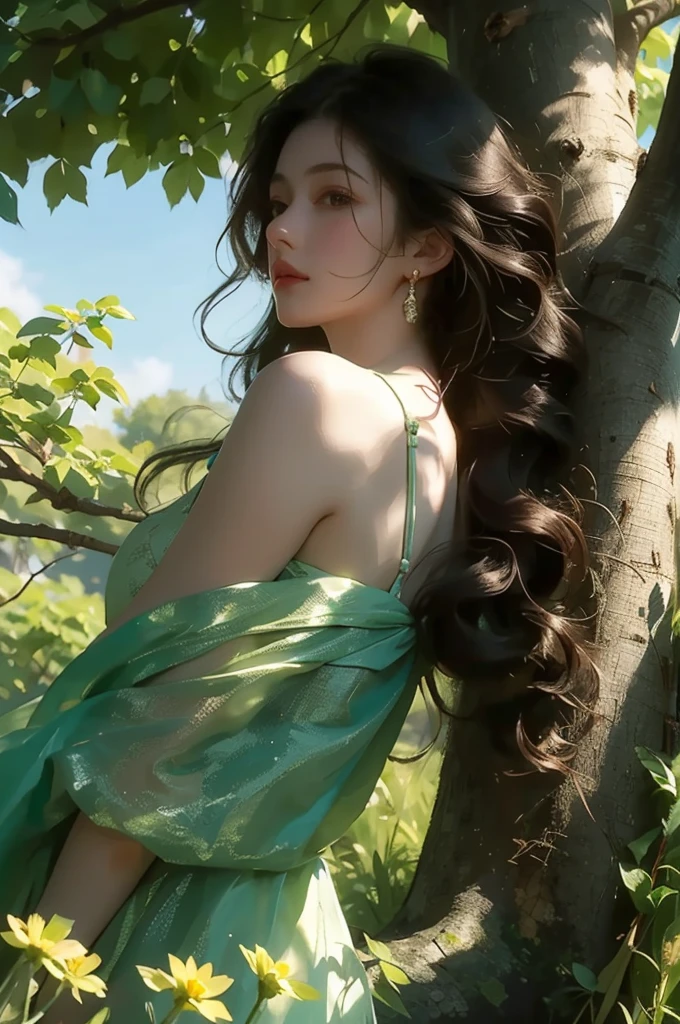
left=137, top=954, right=234, bottom=1022
left=61, top=953, right=108, bottom=1004
left=239, top=944, right=320, bottom=1002
left=0, top=914, right=87, bottom=980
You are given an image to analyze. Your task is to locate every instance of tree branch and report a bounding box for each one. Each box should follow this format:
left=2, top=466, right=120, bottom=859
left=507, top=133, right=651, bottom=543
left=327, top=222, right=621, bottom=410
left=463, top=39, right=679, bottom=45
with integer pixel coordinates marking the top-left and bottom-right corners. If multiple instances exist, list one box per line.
left=0, top=551, right=76, bottom=607
left=614, top=0, right=680, bottom=75
left=0, top=517, right=118, bottom=555
left=10, top=0, right=191, bottom=48
left=0, top=448, right=144, bottom=522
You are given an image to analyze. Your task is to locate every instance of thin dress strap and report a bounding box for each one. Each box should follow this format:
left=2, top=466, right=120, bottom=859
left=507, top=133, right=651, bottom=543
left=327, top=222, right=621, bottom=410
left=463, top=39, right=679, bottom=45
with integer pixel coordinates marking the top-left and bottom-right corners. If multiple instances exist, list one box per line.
left=371, top=371, right=419, bottom=598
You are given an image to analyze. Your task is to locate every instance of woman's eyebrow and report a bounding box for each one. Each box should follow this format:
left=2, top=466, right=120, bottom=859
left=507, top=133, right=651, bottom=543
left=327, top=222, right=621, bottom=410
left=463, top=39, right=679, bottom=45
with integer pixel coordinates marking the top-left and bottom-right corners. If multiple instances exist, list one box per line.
left=270, top=162, right=369, bottom=185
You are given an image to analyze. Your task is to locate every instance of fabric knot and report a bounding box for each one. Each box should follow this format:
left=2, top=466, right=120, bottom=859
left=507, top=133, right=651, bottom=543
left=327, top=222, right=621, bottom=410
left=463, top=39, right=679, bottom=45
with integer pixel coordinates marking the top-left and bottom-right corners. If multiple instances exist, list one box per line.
left=399, top=558, right=410, bottom=574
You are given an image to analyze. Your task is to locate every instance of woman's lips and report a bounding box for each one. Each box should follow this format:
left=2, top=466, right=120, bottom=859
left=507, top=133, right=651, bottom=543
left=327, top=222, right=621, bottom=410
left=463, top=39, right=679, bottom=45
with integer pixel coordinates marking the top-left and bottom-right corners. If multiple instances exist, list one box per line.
left=273, top=276, right=308, bottom=288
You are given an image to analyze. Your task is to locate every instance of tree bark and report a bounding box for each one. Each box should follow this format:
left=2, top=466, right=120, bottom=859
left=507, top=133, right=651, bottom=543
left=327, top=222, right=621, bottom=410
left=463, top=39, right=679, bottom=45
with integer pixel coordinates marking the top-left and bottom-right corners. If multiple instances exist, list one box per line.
left=375, top=2, right=680, bottom=1020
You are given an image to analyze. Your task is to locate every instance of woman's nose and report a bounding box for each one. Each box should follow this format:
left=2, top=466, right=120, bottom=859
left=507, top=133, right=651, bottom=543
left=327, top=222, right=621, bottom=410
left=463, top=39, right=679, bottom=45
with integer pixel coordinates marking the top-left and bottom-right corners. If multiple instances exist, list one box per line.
left=265, top=203, right=303, bottom=249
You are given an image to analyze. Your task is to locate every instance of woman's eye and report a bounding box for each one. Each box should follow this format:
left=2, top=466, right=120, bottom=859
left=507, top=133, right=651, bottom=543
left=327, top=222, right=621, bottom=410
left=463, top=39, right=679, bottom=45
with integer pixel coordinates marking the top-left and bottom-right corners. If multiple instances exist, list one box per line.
left=268, top=191, right=352, bottom=218
left=322, top=190, right=353, bottom=207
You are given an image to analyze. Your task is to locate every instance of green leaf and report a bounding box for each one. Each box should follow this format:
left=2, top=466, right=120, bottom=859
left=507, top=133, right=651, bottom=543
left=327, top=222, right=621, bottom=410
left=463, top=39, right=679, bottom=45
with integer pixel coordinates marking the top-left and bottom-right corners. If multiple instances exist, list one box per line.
left=80, top=68, right=123, bottom=115
left=193, top=147, right=222, bottom=179
left=667, top=801, right=680, bottom=842
left=17, top=317, right=67, bottom=339
left=51, top=376, right=78, bottom=394
left=72, top=332, right=94, bottom=348
left=572, top=962, right=599, bottom=991
left=15, top=383, right=55, bottom=407
left=94, top=295, right=120, bottom=309
left=140, top=77, right=172, bottom=105
left=188, top=164, right=205, bottom=202
left=381, top=961, right=410, bottom=988
left=478, top=978, right=507, bottom=1008
left=628, top=826, right=663, bottom=864
left=619, top=864, right=654, bottom=913
left=108, top=452, right=139, bottom=474
left=0, top=173, right=19, bottom=225
left=162, top=157, right=192, bottom=208
left=364, top=934, right=394, bottom=964
left=28, top=335, right=62, bottom=368
left=104, top=305, right=135, bottom=320
left=615, top=1003, right=635, bottom=1024
left=78, top=383, right=101, bottom=409
left=7, top=344, right=30, bottom=361
left=83, top=1009, right=110, bottom=1024
left=88, top=324, right=113, bottom=347
left=371, top=973, right=410, bottom=1018
left=42, top=159, right=88, bottom=211
left=636, top=746, right=677, bottom=796
left=649, top=885, right=676, bottom=908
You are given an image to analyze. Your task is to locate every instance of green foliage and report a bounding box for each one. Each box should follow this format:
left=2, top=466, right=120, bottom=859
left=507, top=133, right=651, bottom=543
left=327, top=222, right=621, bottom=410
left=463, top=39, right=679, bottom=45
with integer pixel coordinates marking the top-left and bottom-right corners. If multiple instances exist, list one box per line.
left=566, top=745, right=680, bottom=1022
left=326, top=686, right=444, bottom=937
left=0, top=298, right=140, bottom=503
left=113, top=387, right=232, bottom=451
left=0, top=566, right=104, bottom=707
left=0, top=1, right=445, bottom=223
left=635, top=22, right=679, bottom=137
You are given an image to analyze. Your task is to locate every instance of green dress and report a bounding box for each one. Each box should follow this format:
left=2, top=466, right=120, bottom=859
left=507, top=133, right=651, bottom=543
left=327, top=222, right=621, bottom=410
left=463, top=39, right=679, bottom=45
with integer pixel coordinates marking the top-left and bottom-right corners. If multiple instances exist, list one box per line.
left=0, top=372, right=428, bottom=1023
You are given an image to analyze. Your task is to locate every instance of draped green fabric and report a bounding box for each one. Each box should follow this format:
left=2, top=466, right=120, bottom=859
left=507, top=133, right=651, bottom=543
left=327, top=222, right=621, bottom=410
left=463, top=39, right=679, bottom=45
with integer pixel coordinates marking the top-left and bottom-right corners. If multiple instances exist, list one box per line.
left=0, top=477, right=426, bottom=1023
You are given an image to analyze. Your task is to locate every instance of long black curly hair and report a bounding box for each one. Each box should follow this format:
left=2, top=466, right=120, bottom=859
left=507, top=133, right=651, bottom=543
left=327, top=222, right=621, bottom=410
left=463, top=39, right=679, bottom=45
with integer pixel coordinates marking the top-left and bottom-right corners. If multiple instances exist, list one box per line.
left=134, top=42, right=598, bottom=774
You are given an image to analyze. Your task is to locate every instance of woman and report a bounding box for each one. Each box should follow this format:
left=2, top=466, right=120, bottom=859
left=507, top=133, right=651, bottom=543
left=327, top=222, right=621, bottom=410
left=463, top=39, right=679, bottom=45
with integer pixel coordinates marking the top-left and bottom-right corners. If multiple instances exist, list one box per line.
left=0, top=43, right=597, bottom=1023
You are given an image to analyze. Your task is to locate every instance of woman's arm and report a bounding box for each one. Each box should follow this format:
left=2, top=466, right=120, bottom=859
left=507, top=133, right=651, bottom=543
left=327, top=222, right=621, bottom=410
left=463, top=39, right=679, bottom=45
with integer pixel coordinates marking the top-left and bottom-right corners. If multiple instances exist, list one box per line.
left=35, top=812, right=156, bottom=949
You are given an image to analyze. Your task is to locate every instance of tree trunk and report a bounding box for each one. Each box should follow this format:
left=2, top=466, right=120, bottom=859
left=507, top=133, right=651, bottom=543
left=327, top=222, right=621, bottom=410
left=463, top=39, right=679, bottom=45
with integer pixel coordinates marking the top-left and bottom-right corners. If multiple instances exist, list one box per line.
left=376, top=2, right=680, bottom=1020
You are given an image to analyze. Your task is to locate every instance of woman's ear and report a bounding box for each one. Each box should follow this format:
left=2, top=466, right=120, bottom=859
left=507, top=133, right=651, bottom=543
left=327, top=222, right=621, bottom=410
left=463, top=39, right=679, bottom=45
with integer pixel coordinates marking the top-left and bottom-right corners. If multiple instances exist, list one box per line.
left=412, top=228, right=454, bottom=278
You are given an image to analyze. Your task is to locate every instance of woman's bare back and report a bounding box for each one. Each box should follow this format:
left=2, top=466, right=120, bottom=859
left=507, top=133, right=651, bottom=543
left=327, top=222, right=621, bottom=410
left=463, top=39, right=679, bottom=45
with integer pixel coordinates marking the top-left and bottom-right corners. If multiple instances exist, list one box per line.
left=291, top=357, right=458, bottom=609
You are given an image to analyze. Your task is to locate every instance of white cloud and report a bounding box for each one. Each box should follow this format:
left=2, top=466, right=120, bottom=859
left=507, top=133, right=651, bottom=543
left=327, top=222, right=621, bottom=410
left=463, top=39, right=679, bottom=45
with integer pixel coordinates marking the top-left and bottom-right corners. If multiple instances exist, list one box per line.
left=0, top=250, right=44, bottom=323
left=119, top=356, right=175, bottom=405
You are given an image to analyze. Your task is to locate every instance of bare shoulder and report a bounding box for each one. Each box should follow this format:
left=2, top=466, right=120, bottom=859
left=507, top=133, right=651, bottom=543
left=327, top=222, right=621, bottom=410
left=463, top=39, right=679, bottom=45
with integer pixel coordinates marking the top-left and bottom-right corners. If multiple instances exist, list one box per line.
left=261, top=349, right=355, bottom=392
left=255, top=350, right=371, bottom=431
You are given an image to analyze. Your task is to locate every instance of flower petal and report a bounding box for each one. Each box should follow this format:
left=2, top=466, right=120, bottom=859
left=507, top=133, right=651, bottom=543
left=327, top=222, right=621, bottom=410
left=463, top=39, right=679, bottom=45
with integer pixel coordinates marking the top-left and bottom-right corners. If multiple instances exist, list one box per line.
left=196, top=963, right=214, bottom=984
left=72, top=953, right=102, bottom=976
left=287, top=979, right=321, bottom=1001
left=273, top=961, right=290, bottom=979
left=203, top=975, right=234, bottom=998
left=41, top=915, right=75, bottom=945
left=5, top=916, right=29, bottom=946
left=42, top=957, right=67, bottom=981
left=254, top=946, right=275, bottom=978
left=185, top=955, right=198, bottom=978
left=51, top=939, right=88, bottom=960
left=277, top=978, right=302, bottom=1000
left=136, top=966, right=177, bottom=992
left=70, top=975, right=108, bottom=996
left=238, top=945, right=258, bottom=975
left=26, top=915, right=46, bottom=946
left=0, top=931, right=27, bottom=949
left=192, top=998, right=233, bottom=1022
left=69, top=985, right=84, bottom=1003
left=167, top=953, right=188, bottom=985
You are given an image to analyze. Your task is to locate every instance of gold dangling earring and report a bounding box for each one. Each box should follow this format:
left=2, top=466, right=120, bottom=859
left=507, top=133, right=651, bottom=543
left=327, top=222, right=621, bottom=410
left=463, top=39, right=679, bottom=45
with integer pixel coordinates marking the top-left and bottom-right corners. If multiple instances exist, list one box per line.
left=402, top=269, right=420, bottom=324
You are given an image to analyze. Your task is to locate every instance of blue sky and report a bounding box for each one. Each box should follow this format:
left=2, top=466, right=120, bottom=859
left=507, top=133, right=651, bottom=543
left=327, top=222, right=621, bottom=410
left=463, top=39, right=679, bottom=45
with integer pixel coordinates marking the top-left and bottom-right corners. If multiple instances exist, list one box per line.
left=0, top=145, right=270, bottom=430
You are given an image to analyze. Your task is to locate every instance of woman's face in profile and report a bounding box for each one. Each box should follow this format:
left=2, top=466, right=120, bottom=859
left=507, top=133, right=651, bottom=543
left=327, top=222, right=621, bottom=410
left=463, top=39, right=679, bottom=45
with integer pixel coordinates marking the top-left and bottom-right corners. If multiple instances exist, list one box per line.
left=265, top=116, right=408, bottom=330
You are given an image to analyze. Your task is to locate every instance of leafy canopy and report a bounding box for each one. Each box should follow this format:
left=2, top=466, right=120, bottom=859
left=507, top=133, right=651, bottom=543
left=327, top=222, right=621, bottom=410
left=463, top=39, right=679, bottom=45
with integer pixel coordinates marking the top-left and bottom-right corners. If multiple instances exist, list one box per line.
left=0, top=0, right=446, bottom=224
